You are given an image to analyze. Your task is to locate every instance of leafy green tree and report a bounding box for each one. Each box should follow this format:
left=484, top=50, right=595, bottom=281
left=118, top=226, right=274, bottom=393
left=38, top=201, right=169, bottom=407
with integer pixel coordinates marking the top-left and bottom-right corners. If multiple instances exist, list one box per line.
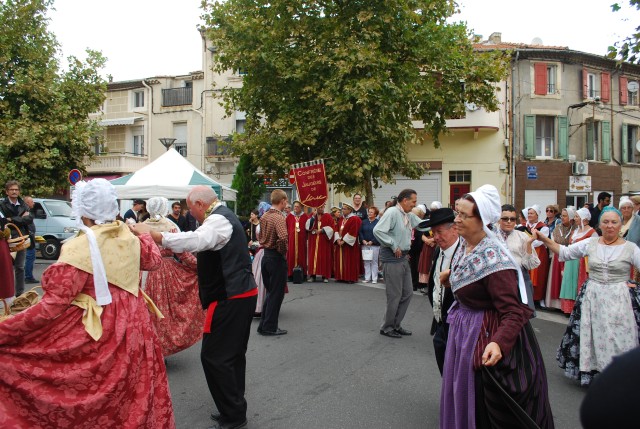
left=0, top=0, right=106, bottom=196
left=202, top=0, right=509, bottom=203
left=231, top=154, right=266, bottom=216
left=609, top=1, right=640, bottom=63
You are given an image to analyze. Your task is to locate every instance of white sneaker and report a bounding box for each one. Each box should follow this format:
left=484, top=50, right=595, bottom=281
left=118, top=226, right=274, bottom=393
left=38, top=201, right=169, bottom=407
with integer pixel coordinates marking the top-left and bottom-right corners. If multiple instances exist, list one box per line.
left=372, top=281, right=377, bottom=284
left=363, top=280, right=370, bottom=283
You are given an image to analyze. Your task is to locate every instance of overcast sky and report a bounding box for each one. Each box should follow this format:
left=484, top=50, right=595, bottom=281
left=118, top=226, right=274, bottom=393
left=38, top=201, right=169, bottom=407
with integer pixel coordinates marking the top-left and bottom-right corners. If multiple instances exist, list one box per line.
left=47, top=0, right=639, bottom=82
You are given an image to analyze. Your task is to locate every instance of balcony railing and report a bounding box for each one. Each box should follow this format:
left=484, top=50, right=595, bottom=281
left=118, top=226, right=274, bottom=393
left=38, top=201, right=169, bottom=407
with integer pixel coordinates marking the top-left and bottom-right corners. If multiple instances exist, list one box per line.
left=162, top=87, right=193, bottom=107
left=85, top=152, right=149, bottom=174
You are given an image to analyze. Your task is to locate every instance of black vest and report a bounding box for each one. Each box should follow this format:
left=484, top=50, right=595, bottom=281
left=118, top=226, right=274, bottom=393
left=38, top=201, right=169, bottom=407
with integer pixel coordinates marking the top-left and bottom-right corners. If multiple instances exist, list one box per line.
left=196, top=205, right=256, bottom=309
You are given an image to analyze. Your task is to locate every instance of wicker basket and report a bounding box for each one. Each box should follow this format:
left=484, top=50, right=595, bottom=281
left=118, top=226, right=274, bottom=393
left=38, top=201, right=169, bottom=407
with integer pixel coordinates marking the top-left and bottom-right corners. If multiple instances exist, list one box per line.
left=0, top=298, right=11, bottom=323
left=5, top=222, right=30, bottom=252
left=10, top=286, right=41, bottom=315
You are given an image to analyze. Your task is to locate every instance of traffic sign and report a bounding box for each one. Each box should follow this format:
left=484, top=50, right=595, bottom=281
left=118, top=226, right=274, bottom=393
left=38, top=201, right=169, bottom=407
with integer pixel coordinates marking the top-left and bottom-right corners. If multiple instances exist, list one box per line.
left=68, top=169, right=82, bottom=185
left=289, top=169, right=296, bottom=184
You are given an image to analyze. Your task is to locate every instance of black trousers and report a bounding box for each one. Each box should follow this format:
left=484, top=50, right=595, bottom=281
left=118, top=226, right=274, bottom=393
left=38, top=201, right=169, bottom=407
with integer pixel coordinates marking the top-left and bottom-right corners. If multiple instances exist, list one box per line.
left=259, top=249, right=288, bottom=332
left=201, top=295, right=257, bottom=425
left=433, top=321, right=449, bottom=376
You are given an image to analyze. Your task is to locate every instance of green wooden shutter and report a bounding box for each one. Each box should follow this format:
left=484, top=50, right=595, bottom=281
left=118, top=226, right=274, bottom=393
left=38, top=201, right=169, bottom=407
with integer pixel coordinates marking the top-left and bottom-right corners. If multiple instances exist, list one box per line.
left=524, top=115, right=535, bottom=159
left=558, top=116, right=568, bottom=160
left=586, top=121, right=594, bottom=160
left=602, top=120, right=611, bottom=162
left=622, top=124, right=629, bottom=163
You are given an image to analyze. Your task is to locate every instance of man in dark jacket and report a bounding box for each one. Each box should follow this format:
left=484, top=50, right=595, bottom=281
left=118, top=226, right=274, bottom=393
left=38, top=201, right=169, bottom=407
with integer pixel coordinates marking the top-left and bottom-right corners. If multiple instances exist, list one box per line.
left=0, top=180, right=34, bottom=296
left=418, top=208, right=459, bottom=375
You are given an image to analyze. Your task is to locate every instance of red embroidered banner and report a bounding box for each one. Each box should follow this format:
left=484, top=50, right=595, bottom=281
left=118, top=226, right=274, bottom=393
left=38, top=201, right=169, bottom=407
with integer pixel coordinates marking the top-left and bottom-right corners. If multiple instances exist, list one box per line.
left=290, top=160, right=329, bottom=208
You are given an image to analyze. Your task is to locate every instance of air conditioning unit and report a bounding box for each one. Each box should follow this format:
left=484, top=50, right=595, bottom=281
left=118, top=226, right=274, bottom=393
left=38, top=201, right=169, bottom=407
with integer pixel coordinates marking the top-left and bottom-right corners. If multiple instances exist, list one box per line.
left=572, top=161, right=588, bottom=175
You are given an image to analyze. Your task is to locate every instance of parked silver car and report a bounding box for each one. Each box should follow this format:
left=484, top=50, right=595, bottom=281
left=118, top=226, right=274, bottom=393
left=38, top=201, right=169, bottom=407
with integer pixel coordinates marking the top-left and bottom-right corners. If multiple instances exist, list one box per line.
left=32, top=198, right=78, bottom=260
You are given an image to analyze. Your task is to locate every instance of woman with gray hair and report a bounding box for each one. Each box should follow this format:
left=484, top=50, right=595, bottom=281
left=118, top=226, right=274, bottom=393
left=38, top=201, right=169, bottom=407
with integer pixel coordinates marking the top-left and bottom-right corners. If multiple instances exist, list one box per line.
left=0, top=179, right=174, bottom=428
left=142, top=197, right=204, bottom=356
left=535, top=207, right=640, bottom=387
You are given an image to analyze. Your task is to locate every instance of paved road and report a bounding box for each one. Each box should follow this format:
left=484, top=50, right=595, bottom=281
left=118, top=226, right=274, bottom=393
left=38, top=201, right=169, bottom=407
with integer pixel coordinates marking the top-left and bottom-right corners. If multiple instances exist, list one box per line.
left=31, top=261, right=585, bottom=428
left=167, top=281, right=585, bottom=429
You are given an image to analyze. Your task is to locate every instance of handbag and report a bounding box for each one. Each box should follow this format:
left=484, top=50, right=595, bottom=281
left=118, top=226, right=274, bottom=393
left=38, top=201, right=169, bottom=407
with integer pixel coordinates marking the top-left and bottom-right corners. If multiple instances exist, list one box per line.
left=5, top=222, right=31, bottom=252
left=362, top=247, right=373, bottom=261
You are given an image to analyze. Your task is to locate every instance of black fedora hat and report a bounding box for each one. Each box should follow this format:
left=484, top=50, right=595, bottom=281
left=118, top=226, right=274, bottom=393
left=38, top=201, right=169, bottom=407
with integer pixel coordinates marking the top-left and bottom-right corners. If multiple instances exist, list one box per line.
left=416, top=208, right=455, bottom=231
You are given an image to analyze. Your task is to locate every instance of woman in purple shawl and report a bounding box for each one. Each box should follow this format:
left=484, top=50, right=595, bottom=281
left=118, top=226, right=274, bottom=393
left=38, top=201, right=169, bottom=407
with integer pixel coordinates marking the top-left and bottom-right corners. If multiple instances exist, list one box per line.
left=439, top=185, right=554, bottom=429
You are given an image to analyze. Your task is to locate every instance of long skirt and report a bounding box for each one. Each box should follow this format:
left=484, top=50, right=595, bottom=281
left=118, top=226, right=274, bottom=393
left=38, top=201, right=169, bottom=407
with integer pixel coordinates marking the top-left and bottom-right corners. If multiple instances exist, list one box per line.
left=441, top=303, right=553, bottom=429
left=545, top=252, right=563, bottom=310
left=557, top=280, right=640, bottom=386
left=417, top=243, right=435, bottom=284
left=253, top=248, right=266, bottom=313
left=559, top=259, right=580, bottom=314
left=0, top=239, right=14, bottom=300
left=142, top=253, right=203, bottom=356
left=530, top=246, right=549, bottom=301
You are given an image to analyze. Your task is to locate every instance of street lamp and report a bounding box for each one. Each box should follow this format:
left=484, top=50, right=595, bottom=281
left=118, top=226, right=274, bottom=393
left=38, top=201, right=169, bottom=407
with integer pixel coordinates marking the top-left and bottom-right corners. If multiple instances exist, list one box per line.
left=159, top=137, right=177, bottom=151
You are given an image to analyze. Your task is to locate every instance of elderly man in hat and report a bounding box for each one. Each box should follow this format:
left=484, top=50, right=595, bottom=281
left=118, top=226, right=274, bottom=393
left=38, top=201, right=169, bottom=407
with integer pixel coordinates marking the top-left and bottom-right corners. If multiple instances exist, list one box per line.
left=418, top=208, right=460, bottom=374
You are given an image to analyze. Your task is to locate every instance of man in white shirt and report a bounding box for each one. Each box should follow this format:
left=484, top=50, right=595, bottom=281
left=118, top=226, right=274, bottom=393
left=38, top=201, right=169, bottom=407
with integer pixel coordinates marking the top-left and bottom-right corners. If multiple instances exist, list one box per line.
left=419, top=208, right=459, bottom=375
left=131, top=186, right=257, bottom=429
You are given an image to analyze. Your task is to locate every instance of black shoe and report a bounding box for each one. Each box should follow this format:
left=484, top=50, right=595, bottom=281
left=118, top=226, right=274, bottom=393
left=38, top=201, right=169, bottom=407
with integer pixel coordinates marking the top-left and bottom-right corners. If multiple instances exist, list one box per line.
left=25, top=278, right=39, bottom=284
left=210, top=412, right=221, bottom=422
left=380, top=329, right=402, bottom=338
left=394, top=327, right=412, bottom=336
left=258, top=328, right=288, bottom=336
left=207, top=419, right=248, bottom=429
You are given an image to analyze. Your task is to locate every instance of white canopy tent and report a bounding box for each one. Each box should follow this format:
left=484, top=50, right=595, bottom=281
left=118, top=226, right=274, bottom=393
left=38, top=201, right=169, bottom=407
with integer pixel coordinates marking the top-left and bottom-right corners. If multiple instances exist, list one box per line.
left=110, top=148, right=236, bottom=202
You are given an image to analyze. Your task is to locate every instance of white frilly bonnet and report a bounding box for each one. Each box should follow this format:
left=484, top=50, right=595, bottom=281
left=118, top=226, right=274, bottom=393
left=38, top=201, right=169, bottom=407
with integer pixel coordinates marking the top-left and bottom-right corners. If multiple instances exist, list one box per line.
left=468, top=184, right=528, bottom=305
left=71, top=179, right=119, bottom=306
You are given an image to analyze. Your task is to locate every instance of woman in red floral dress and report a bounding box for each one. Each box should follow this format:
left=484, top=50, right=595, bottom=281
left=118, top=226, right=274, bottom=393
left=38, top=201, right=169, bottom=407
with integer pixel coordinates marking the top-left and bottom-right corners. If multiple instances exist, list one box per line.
left=142, top=197, right=204, bottom=356
left=0, top=179, right=175, bottom=429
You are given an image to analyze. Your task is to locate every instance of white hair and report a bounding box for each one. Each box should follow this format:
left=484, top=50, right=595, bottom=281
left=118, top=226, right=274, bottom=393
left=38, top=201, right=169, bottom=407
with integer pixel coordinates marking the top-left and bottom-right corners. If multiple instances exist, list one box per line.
left=187, top=186, right=218, bottom=205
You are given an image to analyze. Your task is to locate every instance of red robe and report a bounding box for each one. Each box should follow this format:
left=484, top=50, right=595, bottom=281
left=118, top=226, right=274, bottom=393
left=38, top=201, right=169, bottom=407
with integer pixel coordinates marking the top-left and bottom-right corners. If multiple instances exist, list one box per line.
left=333, top=215, right=362, bottom=282
left=286, top=212, right=309, bottom=276
left=306, top=212, right=334, bottom=279
left=528, top=221, right=550, bottom=301
left=0, top=237, right=14, bottom=299
left=0, top=234, right=175, bottom=429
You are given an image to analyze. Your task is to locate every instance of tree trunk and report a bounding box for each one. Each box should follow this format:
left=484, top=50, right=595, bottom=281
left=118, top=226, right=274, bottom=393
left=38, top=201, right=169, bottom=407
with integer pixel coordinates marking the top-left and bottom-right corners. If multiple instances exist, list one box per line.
left=364, top=172, right=374, bottom=208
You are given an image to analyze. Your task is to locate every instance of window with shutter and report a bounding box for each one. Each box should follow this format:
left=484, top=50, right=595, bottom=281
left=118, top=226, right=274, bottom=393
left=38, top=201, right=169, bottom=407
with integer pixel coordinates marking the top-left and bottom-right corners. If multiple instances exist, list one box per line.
left=583, top=69, right=589, bottom=99
left=534, top=63, right=547, bottom=95
left=601, top=120, right=611, bottom=162
left=601, top=73, right=610, bottom=102
left=622, top=124, right=629, bottom=163
left=524, top=115, right=536, bottom=159
left=620, top=76, right=628, bottom=105
left=558, top=116, right=568, bottom=160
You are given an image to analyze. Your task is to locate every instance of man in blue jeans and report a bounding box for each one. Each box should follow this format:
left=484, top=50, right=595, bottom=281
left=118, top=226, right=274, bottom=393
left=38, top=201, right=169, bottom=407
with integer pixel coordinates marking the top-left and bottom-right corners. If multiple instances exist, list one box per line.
left=23, top=196, right=38, bottom=284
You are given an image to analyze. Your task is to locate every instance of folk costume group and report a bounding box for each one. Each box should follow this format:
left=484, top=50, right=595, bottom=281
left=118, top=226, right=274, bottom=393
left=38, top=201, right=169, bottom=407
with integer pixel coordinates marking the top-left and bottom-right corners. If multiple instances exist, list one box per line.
left=2, top=179, right=640, bottom=428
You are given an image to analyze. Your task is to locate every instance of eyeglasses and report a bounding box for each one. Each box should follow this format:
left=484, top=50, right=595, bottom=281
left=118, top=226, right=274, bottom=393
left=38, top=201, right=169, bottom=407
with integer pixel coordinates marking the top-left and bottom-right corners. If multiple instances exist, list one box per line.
left=546, top=209, right=555, bottom=213
left=500, top=217, right=517, bottom=222
left=455, top=211, right=476, bottom=221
